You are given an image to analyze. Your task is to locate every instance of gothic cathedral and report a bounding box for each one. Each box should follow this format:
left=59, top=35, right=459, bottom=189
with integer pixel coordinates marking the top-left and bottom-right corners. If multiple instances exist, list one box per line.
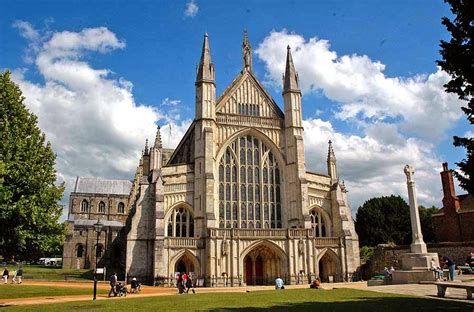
left=63, top=32, right=360, bottom=286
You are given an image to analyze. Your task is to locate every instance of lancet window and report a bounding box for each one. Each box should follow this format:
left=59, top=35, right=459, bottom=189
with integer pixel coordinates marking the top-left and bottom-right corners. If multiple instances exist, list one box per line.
left=219, top=135, right=282, bottom=229
left=80, top=200, right=89, bottom=213
left=238, top=103, right=260, bottom=116
left=310, top=209, right=327, bottom=237
left=166, top=207, right=194, bottom=237
left=98, top=201, right=106, bottom=213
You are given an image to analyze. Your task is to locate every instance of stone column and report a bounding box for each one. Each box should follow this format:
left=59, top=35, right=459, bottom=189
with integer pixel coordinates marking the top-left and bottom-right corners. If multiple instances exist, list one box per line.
left=404, top=165, right=427, bottom=254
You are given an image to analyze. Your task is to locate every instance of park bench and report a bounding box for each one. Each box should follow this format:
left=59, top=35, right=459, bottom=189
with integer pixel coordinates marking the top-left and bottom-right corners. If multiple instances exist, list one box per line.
left=435, top=281, right=474, bottom=300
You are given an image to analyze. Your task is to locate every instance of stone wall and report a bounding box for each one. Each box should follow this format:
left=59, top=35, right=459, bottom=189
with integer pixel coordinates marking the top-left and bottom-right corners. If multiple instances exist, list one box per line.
left=362, top=242, right=474, bottom=280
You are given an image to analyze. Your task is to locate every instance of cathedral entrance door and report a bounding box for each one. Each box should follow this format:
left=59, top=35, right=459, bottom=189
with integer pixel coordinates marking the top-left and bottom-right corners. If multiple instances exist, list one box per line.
left=175, top=255, right=195, bottom=274
left=243, top=243, right=284, bottom=286
left=245, top=257, right=253, bottom=285
left=255, top=256, right=264, bottom=285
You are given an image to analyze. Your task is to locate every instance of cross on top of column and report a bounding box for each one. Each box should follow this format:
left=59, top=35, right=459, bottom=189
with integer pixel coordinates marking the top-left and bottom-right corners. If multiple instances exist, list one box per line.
left=404, top=164, right=415, bottom=183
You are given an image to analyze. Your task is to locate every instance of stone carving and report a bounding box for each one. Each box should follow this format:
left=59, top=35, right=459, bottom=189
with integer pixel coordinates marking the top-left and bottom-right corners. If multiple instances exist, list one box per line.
left=222, top=238, right=229, bottom=257
left=298, top=240, right=304, bottom=255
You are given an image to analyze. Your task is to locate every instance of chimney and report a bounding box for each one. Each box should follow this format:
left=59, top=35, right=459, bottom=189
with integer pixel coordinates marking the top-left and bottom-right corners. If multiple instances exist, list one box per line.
left=440, top=162, right=460, bottom=214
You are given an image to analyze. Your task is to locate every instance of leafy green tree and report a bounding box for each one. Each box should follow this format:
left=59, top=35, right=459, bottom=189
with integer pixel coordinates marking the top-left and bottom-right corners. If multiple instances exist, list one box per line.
left=355, top=195, right=412, bottom=247
left=419, top=205, right=439, bottom=243
left=437, top=0, right=474, bottom=194
left=0, top=71, right=65, bottom=261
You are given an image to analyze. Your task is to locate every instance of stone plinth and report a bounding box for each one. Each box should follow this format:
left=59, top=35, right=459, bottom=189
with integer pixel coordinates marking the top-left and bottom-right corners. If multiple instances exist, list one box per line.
left=391, top=252, right=438, bottom=284
left=392, top=270, right=435, bottom=284
left=401, top=252, right=439, bottom=270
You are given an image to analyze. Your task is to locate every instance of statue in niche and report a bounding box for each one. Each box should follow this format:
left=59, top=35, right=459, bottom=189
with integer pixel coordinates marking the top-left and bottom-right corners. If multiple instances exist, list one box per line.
left=222, top=238, right=229, bottom=257
left=298, top=239, right=304, bottom=255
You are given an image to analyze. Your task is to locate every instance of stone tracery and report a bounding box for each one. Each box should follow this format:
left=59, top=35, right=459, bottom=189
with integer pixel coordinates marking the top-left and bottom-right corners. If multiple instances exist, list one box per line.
left=219, top=135, right=282, bottom=229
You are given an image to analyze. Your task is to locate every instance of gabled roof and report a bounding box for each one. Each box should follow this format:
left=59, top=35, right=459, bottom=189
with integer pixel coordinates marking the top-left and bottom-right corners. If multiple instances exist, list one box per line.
left=216, top=69, right=284, bottom=118
left=73, top=177, right=132, bottom=195
left=166, top=122, right=196, bottom=165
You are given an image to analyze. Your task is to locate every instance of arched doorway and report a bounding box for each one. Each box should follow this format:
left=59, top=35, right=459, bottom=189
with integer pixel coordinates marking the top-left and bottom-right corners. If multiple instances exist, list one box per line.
left=243, top=243, right=284, bottom=285
left=174, top=254, right=196, bottom=275
left=318, top=250, right=341, bottom=282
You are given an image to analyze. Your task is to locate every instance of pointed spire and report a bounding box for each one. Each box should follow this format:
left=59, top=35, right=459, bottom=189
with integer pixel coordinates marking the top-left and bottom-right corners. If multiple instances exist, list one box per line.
left=196, top=32, right=215, bottom=83
left=327, top=140, right=336, bottom=162
left=283, top=45, right=299, bottom=93
left=144, top=139, right=149, bottom=155
left=154, top=125, right=162, bottom=148
left=242, top=30, right=252, bottom=71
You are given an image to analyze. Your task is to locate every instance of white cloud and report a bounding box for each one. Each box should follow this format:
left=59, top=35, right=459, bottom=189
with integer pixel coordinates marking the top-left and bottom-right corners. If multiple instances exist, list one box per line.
left=303, top=119, right=443, bottom=210
left=11, top=23, right=189, bottom=219
left=254, top=29, right=459, bottom=210
left=184, top=0, right=199, bottom=18
left=255, top=30, right=464, bottom=140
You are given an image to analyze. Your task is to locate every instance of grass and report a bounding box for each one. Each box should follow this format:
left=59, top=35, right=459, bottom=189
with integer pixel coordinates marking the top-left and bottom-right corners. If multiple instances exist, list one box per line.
left=2, top=288, right=473, bottom=312
left=0, top=285, right=107, bottom=299
left=2, top=265, right=93, bottom=281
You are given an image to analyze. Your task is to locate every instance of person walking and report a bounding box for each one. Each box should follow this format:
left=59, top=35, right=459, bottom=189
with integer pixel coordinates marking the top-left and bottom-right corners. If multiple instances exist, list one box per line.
left=11, top=270, right=17, bottom=284
left=2, top=268, right=9, bottom=284
left=108, top=272, right=118, bottom=297
left=442, top=256, right=456, bottom=281
left=16, top=267, right=23, bottom=284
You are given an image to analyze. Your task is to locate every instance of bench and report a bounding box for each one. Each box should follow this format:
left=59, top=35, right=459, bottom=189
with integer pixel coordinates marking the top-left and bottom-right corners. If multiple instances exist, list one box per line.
left=435, top=282, right=474, bottom=300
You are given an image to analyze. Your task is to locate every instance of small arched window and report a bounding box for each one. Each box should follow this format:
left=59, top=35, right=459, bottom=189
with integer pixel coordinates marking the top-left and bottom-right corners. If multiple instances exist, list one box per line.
left=80, top=200, right=89, bottom=213
left=118, top=202, right=125, bottom=214
left=166, top=207, right=194, bottom=238
left=310, top=209, right=327, bottom=237
left=76, top=244, right=84, bottom=258
left=98, top=201, right=106, bottom=213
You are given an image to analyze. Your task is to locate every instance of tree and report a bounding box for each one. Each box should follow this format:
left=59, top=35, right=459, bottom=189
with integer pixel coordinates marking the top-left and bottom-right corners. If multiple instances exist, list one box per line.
left=437, top=0, right=474, bottom=194
left=419, top=205, right=439, bottom=243
left=355, top=195, right=411, bottom=247
left=0, top=71, right=65, bottom=261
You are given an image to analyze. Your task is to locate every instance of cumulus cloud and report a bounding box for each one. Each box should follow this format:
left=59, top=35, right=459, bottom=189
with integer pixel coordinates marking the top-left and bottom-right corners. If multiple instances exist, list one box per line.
left=254, top=30, right=460, bottom=210
left=255, top=30, right=463, bottom=140
left=184, top=0, right=199, bottom=18
left=302, top=119, right=443, bottom=210
left=11, top=22, right=189, bottom=218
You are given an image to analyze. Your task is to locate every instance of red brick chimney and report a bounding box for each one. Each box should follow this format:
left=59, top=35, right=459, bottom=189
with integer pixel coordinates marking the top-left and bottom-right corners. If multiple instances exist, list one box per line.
left=440, top=162, right=460, bottom=214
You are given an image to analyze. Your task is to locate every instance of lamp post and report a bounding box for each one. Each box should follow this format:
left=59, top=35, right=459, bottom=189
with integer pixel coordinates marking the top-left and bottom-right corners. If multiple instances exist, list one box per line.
left=93, top=219, right=103, bottom=300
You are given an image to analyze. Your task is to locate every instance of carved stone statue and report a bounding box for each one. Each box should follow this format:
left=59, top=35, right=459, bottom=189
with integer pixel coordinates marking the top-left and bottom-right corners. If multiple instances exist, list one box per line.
left=222, top=238, right=229, bottom=257
left=298, top=240, right=304, bottom=255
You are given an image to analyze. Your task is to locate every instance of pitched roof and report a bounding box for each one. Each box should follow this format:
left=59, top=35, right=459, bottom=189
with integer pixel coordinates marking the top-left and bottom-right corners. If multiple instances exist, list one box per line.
left=73, top=177, right=132, bottom=195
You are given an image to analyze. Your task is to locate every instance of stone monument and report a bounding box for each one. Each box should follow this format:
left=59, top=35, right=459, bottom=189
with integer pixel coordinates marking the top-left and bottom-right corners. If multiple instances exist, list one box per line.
left=392, top=165, right=439, bottom=283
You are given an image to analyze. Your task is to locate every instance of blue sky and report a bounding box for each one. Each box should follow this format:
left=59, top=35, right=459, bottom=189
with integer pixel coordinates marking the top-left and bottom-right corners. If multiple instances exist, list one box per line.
left=0, top=0, right=468, bottom=213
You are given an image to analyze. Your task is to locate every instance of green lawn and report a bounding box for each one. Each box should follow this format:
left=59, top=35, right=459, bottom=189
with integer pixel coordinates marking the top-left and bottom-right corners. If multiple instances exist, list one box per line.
left=0, top=285, right=107, bottom=299
left=2, top=265, right=92, bottom=281
left=3, top=289, right=473, bottom=311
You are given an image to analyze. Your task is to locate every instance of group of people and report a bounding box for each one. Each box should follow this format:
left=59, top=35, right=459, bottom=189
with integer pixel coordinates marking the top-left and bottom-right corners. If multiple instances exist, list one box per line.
left=2, top=267, right=23, bottom=284
left=274, top=276, right=322, bottom=290
left=430, top=254, right=473, bottom=281
left=176, top=272, right=195, bottom=294
left=108, top=272, right=141, bottom=297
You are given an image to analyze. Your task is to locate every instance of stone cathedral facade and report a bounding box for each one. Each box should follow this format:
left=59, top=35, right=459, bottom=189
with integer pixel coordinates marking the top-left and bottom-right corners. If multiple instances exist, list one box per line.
left=63, top=33, right=360, bottom=286
left=125, top=33, right=359, bottom=286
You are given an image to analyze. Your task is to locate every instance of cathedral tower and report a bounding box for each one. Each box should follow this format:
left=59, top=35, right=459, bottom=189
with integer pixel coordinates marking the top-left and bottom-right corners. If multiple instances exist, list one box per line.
left=283, top=46, right=308, bottom=227
left=194, top=33, right=217, bottom=236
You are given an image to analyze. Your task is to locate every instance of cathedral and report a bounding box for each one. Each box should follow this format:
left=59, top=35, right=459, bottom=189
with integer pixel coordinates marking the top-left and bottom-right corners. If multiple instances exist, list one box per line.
left=63, top=32, right=360, bottom=286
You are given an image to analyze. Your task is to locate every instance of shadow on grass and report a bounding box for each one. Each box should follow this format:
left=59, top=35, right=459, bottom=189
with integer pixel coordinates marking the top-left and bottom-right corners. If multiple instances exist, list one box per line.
left=207, top=296, right=474, bottom=312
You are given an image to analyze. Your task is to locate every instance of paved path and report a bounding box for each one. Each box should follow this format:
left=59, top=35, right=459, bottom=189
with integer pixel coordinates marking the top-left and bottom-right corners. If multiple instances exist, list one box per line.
left=0, top=279, right=472, bottom=308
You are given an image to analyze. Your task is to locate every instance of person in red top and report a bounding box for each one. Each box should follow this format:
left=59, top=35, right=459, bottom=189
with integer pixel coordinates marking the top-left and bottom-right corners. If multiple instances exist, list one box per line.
left=182, top=272, right=188, bottom=292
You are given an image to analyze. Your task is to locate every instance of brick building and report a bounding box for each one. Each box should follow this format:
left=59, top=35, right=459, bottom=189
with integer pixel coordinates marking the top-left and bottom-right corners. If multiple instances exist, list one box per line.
left=432, top=163, right=474, bottom=242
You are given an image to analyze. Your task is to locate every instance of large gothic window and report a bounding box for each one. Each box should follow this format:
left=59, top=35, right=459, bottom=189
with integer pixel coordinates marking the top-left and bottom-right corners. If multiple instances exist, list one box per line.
left=310, top=209, right=327, bottom=237
left=166, top=207, right=194, bottom=237
left=219, top=135, right=282, bottom=229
